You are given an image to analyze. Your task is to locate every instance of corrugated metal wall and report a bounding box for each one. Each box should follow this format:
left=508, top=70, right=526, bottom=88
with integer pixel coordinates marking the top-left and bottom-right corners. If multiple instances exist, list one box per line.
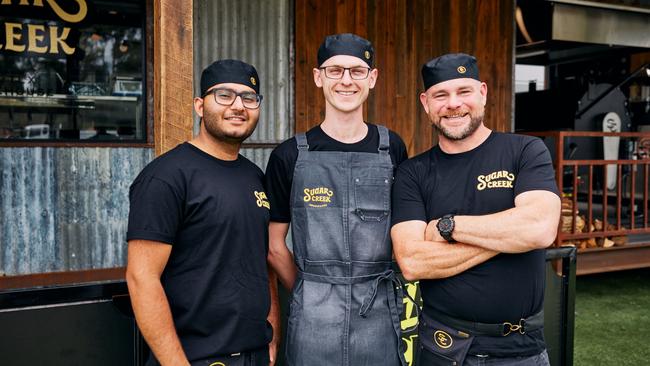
left=193, top=0, right=294, bottom=170
left=0, top=147, right=153, bottom=276
left=239, top=148, right=274, bottom=172
left=0, top=0, right=293, bottom=276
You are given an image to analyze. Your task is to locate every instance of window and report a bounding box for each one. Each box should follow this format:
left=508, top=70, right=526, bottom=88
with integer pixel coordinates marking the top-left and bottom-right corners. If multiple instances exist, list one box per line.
left=515, top=64, right=546, bottom=93
left=0, top=0, right=146, bottom=142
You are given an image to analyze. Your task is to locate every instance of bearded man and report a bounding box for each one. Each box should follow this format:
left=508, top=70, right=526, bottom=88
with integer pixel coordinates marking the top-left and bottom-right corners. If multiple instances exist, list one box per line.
left=390, top=53, right=561, bottom=366
left=126, top=59, right=279, bottom=366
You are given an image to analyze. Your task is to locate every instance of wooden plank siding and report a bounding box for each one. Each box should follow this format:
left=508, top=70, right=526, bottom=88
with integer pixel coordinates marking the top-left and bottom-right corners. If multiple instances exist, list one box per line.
left=154, top=0, right=194, bottom=156
left=295, top=0, right=515, bottom=156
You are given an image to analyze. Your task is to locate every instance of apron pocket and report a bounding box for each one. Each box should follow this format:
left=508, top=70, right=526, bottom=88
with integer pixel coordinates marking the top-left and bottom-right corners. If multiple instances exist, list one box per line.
left=355, top=208, right=389, bottom=222
left=353, top=177, right=390, bottom=211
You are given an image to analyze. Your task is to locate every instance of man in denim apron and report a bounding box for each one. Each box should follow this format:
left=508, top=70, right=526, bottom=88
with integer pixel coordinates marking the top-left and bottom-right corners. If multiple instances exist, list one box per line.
left=391, top=53, right=561, bottom=365
left=265, top=34, right=409, bottom=365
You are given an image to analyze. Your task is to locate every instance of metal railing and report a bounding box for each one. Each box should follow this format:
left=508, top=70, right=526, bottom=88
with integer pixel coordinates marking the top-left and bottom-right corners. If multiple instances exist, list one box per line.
left=527, top=131, right=650, bottom=255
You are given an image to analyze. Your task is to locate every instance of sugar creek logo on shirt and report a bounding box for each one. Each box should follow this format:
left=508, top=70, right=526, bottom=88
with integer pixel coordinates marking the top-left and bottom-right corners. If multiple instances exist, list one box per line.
left=254, top=191, right=270, bottom=209
left=303, top=187, right=334, bottom=208
left=476, top=170, right=515, bottom=191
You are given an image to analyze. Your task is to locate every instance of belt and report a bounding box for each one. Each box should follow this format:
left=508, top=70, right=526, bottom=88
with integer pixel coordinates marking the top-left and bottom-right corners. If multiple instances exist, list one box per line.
left=191, top=346, right=268, bottom=366
left=424, top=309, right=544, bottom=337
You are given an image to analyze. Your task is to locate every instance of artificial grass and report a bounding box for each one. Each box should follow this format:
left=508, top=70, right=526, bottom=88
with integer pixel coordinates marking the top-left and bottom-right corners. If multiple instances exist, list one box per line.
left=574, top=268, right=650, bottom=366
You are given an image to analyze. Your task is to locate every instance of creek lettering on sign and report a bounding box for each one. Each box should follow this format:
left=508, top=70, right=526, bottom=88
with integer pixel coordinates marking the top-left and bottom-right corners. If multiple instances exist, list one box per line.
left=1, top=0, right=88, bottom=55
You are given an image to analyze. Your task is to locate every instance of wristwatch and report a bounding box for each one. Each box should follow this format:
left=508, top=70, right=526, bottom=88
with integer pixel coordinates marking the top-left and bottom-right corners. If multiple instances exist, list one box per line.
left=436, top=214, right=456, bottom=243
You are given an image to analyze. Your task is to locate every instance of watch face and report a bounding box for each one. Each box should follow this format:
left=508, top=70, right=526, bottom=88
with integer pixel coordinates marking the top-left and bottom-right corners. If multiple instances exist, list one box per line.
left=438, top=218, right=453, bottom=232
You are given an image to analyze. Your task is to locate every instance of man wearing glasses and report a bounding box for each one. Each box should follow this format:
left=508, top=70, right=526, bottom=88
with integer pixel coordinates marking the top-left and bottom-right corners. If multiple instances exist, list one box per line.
left=126, top=59, right=279, bottom=366
left=265, top=34, right=408, bottom=365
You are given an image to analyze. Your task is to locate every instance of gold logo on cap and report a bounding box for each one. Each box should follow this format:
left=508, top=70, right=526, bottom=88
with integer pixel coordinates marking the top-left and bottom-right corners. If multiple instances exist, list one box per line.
left=364, top=50, right=371, bottom=59
left=434, top=330, right=453, bottom=349
left=457, top=66, right=467, bottom=74
left=250, top=77, right=257, bottom=85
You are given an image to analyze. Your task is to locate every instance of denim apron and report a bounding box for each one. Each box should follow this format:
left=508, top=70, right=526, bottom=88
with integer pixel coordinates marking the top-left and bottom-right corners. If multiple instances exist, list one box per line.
left=286, top=126, right=405, bottom=366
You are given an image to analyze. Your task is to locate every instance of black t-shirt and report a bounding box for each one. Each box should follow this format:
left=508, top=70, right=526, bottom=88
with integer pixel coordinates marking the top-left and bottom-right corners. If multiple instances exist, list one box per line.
left=391, top=132, right=559, bottom=357
left=265, top=123, right=408, bottom=222
left=127, top=143, right=272, bottom=363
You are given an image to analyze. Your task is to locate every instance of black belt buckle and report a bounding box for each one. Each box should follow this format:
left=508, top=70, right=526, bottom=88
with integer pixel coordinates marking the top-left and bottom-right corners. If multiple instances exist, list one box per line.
left=501, top=318, right=526, bottom=336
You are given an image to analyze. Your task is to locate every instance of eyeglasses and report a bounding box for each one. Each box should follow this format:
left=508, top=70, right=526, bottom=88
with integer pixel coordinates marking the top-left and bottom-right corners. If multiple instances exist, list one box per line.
left=319, top=66, right=371, bottom=80
left=204, top=88, right=263, bottom=109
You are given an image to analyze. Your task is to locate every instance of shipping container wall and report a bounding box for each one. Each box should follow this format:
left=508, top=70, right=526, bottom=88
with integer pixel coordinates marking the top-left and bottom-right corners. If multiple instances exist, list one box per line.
left=0, top=147, right=153, bottom=276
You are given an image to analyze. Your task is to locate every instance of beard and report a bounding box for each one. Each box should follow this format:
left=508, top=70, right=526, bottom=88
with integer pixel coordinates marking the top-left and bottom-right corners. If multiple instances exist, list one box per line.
left=202, top=109, right=258, bottom=144
left=433, top=111, right=483, bottom=141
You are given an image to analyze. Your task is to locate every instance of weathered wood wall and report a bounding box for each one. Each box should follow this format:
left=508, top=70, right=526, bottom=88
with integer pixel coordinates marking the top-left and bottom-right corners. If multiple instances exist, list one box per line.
left=154, top=0, right=194, bottom=156
left=295, top=0, right=515, bottom=155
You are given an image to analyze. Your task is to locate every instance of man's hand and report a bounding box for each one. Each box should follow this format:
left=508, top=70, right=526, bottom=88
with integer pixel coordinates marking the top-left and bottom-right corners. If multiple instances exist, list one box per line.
left=268, top=339, right=278, bottom=365
left=267, top=268, right=281, bottom=366
left=425, top=219, right=442, bottom=242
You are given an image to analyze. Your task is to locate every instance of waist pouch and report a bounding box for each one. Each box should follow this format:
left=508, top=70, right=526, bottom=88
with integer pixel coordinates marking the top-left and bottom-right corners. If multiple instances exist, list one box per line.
left=418, top=312, right=474, bottom=366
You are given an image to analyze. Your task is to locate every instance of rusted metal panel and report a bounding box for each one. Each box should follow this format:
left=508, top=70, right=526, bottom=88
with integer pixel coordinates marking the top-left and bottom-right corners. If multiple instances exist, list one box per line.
left=0, top=147, right=153, bottom=276
left=193, top=0, right=294, bottom=150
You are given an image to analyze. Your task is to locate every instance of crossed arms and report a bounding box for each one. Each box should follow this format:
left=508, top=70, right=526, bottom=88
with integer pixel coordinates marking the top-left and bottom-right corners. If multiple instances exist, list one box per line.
left=391, top=190, right=561, bottom=281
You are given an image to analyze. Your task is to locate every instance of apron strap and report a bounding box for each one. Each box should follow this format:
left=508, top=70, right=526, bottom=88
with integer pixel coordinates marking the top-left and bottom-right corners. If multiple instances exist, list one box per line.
left=376, top=125, right=390, bottom=155
left=297, top=268, right=413, bottom=366
left=358, top=269, right=418, bottom=327
left=297, top=270, right=385, bottom=285
left=295, top=133, right=309, bottom=151
left=356, top=268, right=418, bottom=366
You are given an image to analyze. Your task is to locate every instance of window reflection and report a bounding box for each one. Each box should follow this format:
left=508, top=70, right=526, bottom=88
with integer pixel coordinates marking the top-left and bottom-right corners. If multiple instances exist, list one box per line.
left=0, top=0, right=146, bottom=142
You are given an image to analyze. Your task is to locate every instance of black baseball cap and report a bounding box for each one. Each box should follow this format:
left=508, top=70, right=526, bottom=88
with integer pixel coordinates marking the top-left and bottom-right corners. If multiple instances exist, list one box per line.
left=200, top=59, right=260, bottom=96
left=317, top=33, right=374, bottom=67
left=421, top=53, right=480, bottom=91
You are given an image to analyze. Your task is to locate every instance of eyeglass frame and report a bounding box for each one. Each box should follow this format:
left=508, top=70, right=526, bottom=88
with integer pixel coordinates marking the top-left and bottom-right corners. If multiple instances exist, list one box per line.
left=202, top=88, right=263, bottom=109
left=318, top=66, right=372, bottom=80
